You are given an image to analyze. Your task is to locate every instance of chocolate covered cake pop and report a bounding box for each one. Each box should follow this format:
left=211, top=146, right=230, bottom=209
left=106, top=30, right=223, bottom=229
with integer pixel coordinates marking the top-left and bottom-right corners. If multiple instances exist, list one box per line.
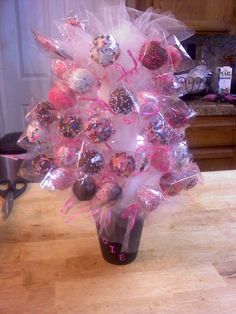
left=73, top=176, right=97, bottom=201
left=110, top=152, right=135, bottom=177
left=96, top=182, right=122, bottom=205
left=85, top=114, right=114, bottom=143
left=91, top=34, right=120, bottom=67
left=139, top=41, right=168, bottom=70
left=32, top=154, right=54, bottom=176
left=68, top=68, right=94, bottom=94
left=32, top=101, right=55, bottom=125
left=58, top=115, right=82, bottom=138
left=109, top=87, right=135, bottom=115
left=79, top=150, right=105, bottom=174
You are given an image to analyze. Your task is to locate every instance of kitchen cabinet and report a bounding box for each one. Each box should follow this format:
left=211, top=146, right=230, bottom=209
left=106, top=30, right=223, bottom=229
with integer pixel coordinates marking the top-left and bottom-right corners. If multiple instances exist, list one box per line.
left=186, top=115, right=236, bottom=171
left=127, top=0, right=236, bottom=33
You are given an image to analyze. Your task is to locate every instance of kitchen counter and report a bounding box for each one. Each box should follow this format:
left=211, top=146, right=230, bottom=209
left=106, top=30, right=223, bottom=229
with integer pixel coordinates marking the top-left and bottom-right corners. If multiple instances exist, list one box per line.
left=186, top=99, right=236, bottom=116
left=1, top=171, right=236, bottom=314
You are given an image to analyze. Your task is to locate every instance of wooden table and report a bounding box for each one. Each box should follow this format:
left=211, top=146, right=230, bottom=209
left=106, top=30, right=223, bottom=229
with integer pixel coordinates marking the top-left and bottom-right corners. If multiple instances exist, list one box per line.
left=0, top=171, right=236, bottom=314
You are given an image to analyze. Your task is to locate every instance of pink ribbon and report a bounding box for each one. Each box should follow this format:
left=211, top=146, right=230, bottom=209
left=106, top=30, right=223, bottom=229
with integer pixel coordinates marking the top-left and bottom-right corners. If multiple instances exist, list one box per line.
left=79, top=97, right=98, bottom=102
left=0, top=154, right=26, bottom=160
left=141, top=106, right=160, bottom=117
left=60, top=195, right=78, bottom=215
left=96, top=98, right=113, bottom=112
left=117, top=49, right=138, bottom=82
left=122, top=203, right=141, bottom=230
left=123, top=114, right=136, bottom=125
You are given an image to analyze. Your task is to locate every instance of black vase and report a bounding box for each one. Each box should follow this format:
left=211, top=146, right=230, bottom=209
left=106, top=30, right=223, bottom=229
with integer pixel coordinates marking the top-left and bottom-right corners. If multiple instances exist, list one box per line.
left=96, top=214, right=143, bottom=265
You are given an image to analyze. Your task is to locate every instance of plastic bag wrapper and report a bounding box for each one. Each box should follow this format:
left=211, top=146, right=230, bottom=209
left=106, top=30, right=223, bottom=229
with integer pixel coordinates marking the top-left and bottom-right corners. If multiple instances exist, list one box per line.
left=127, top=6, right=194, bottom=43
left=52, top=59, right=77, bottom=80
left=48, top=81, right=77, bottom=110
left=40, top=167, right=75, bottom=191
left=54, top=143, right=81, bottom=168
left=24, top=98, right=56, bottom=125
left=167, top=35, right=194, bottom=73
left=56, top=112, right=84, bottom=139
left=65, top=67, right=99, bottom=99
left=169, top=142, right=192, bottom=170
left=159, top=162, right=201, bottom=197
left=143, top=112, right=182, bottom=146
left=136, top=90, right=160, bottom=118
left=160, top=97, right=197, bottom=129
left=17, top=120, right=51, bottom=149
left=32, top=30, right=73, bottom=60
left=99, top=81, right=140, bottom=117
left=154, top=73, right=186, bottom=97
left=136, top=185, right=165, bottom=212
left=18, top=152, right=55, bottom=183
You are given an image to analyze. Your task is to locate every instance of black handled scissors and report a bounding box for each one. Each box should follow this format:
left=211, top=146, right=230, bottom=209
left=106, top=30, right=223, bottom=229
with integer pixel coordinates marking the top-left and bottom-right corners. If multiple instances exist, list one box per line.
left=0, top=180, right=27, bottom=219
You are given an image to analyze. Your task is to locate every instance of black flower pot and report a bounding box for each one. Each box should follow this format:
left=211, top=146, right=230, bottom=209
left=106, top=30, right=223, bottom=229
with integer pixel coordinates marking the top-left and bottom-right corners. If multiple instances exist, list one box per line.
left=96, top=214, right=143, bottom=265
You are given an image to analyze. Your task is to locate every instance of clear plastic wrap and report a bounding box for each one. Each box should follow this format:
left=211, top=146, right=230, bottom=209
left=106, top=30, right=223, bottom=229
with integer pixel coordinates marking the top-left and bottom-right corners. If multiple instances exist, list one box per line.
left=18, top=0, right=200, bottom=257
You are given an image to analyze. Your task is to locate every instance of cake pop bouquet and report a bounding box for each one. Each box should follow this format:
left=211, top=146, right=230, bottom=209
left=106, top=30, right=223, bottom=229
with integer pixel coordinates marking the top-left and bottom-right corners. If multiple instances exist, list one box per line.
left=18, top=0, right=201, bottom=264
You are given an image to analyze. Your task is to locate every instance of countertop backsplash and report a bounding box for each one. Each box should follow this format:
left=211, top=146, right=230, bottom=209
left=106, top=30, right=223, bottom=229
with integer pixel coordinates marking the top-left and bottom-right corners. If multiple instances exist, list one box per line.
left=183, top=34, right=236, bottom=70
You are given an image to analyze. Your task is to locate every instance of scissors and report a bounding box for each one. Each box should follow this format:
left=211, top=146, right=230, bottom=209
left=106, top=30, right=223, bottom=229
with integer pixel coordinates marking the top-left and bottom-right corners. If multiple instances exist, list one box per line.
left=0, top=179, right=27, bottom=219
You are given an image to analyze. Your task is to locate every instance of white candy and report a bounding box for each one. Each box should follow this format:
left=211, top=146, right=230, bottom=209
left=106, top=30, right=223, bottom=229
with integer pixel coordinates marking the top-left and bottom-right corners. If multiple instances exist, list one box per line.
left=91, top=34, right=120, bottom=67
left=68, top=68, right=94, bottom=94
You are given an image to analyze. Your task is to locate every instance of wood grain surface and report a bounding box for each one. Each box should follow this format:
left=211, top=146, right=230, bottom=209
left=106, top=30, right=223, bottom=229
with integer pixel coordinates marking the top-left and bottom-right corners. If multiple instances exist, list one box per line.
left=0, top=171, right=236, bottom=314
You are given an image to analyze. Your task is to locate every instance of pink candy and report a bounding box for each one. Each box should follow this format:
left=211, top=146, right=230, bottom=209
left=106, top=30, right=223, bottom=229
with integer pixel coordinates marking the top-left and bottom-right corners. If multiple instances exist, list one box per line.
left=48, top=82, right=76, bottom=109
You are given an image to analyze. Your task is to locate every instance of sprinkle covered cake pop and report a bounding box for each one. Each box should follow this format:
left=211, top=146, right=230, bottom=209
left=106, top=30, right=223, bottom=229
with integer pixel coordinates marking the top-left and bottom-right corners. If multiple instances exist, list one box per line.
left=50, top=168, right=74, bottom=190
left=137, top=186, right=163, bottom=211
left=56, top=146, right=80, bottom=167
left=52, top=59, right=75, bottom=80
left=85, top=114, right=114, bottom=143
left=96, top=182, right=122, bottom=205
left=58, top=115, right=82, bottom=138
left=139, top=41, right=168, bottom=70
left=32, top=101, right=55, bottom=125
left=91, top=34, right=120, bottom=67
left=79, top=150, right=105, bottom=174
left=109, top=87, right=135, bottom=115
left=146, top=115, right=173, bottom=145
left=159, top=172, right=183, bottom=196
left=32, top=154, right=54, bottom=176
left=68, top=68, right=94, bottom=94
left=110, top=152, right=136, bottom=177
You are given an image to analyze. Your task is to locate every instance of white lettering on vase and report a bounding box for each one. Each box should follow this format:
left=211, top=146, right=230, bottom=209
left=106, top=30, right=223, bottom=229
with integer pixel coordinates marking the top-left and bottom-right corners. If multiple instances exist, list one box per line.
left=101, top=237, right=127, bottom=261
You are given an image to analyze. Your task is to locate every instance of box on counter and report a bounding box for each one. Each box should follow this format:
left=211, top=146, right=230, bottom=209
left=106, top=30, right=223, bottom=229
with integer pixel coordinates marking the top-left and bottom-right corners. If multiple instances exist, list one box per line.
left=214, top=66, right=232, bottom=94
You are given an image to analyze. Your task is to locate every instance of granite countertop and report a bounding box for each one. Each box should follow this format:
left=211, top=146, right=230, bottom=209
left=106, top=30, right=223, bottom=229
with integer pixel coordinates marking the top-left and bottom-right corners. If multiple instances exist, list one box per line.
left=185, top=98, right=236, bottom=116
